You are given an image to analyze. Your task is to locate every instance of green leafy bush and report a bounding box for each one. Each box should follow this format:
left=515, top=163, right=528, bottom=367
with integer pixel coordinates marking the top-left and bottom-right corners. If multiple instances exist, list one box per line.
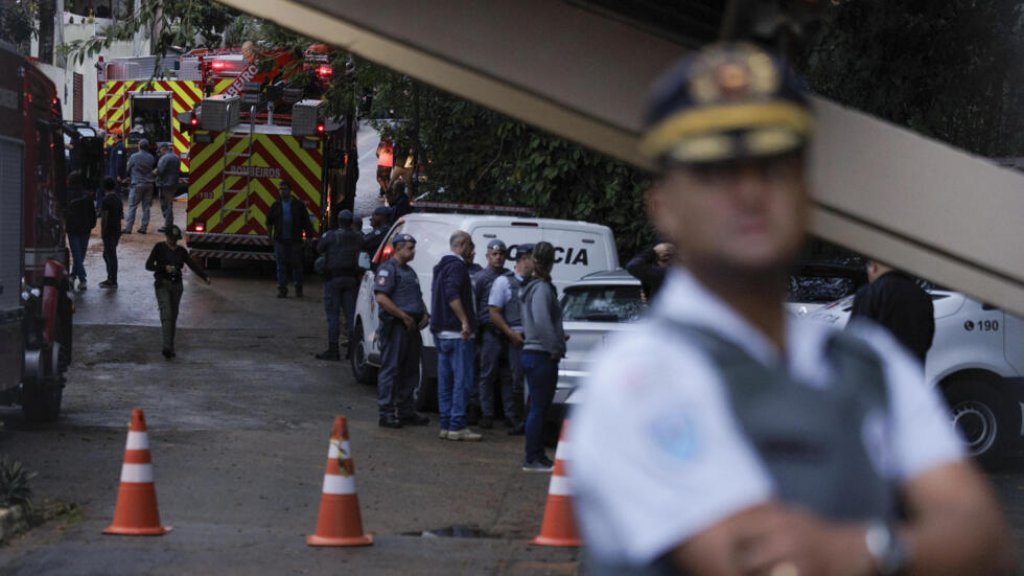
left=0, top=456, right=36, bottom=508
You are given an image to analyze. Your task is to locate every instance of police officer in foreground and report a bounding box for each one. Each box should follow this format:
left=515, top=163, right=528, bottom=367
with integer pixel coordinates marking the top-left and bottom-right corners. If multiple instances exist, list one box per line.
left=489, top=243, right=534, bottom=435
left=374, top=234, right=430, bottom=429
left=572, top=43, right=1014, bottom=575
left=472, top=239, right=513, bottom=429
left=316, top=210, right=364, bottom=361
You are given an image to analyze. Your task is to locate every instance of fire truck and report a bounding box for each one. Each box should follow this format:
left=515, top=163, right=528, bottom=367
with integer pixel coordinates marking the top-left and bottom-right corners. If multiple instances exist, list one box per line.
left=0, top=43, right=74, bottom=422
left=96, top=43, right=332, bottom=172
left=183, top=46, right=357, bottom=265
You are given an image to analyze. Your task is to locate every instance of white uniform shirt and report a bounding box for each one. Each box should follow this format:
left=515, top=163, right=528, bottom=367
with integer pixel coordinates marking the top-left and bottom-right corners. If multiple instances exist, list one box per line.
left=571, top=269, right=963, bottom=565
left=488, top=273, right=525, bottom=329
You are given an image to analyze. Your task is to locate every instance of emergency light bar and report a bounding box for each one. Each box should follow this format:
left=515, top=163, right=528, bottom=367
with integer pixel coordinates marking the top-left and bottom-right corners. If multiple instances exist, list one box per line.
left=412, top=201, right=535, bottom=216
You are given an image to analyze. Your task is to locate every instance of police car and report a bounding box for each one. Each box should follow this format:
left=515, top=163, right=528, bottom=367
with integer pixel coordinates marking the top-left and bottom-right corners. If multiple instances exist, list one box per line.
left=810, top=291, right=1024, bottom=463
left=557, top=270, right=646, bottom=410
left=350, top=209, right=619, bottom=411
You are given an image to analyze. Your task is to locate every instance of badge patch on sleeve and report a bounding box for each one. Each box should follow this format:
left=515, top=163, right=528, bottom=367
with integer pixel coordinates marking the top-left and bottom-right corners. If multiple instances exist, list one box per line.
left=649, top=410, right=700, bottom=461
left=376, top=269, right=390, bottom=286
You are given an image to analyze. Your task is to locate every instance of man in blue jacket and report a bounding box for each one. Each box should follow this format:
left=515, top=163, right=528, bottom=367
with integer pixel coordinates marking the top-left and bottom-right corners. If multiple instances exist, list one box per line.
left=430, top=230, right=482, bottom=441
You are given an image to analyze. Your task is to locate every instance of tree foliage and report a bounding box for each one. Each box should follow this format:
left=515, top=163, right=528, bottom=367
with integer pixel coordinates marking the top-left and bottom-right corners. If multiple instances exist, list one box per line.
left=0, top=1, right=37, bottom=47
left=803, top=0, right=1024, bottom=157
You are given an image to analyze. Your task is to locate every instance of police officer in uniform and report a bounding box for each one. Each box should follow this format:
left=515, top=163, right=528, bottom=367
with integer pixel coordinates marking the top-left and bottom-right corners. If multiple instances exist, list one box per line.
left=362, top=205, right=393, bottom=259
left=572, top=43, right=1013, bottom=575
left=488, top=243, right=534, bottom=434
left=472, top=239, right=514, bottom=429
left=316, top=209, right=364, bottom=361
left=375, top=233, right=430, bottom=429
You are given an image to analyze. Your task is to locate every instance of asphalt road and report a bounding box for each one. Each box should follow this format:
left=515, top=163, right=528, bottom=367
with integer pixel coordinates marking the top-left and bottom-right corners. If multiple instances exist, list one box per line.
left=0, top=173, right=578, bottom=575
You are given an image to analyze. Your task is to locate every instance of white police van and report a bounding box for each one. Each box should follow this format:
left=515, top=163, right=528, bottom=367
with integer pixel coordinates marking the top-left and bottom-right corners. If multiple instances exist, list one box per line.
left=351, top=207, right=619, bottom=411
left=808, top=290, right=1024, bottom=463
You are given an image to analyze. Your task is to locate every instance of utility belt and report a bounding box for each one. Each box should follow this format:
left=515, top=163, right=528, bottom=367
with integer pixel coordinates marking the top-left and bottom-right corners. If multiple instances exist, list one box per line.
left=379, top=311, right=426, bottom=337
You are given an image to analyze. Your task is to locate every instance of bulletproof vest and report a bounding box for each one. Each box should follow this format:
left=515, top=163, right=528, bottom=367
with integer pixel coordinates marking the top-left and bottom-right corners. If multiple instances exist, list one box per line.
left=326, top=229, right=362, bottom=274
left=503, top=274, right=525, bottom=327
left=473, top=267, right=509, bottom=325
left=586, top=322, right=897, bottom=576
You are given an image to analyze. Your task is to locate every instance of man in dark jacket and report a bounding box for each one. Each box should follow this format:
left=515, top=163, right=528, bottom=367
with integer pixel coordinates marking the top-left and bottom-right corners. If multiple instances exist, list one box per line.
left=106, top=131, right=127, bottom=190
left=362, top=205, right=392, bottom=259
left=266, top=181, right=315, bottom=298
left=626, top=241, right=675, bottom=302
left=315, top=210, right=364, bottom=360
left=65, top=171, right=97, bottom=291
left=430, top=230, right=482, bottom=441
left=98, top=178, right=123, bottom=288
left=849, top=260, right=935, bottom=363
left=387, top=179, right=413, bottom=225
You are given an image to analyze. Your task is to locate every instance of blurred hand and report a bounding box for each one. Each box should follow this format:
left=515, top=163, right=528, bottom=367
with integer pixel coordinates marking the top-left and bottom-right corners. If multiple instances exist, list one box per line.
left=509, top=332, right=524, bottom=348
left=401, top=314, right=416, bottom=332
left=461, top=322, right=472, bottom=340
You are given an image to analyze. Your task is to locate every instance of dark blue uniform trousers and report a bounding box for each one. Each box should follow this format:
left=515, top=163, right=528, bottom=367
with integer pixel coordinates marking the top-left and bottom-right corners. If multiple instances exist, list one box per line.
left=477, top=329, right=517, bottom=420
left=323, top=276, right=358, bottom=346
left=377, top=322, right=422, bottom=419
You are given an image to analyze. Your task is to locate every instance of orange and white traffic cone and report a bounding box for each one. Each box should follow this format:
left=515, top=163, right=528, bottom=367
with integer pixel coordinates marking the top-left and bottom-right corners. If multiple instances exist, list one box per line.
left=307, top=416, right=373, bottom=547
left=531, top=419, right=582, bottom=547
left=103, top=408, right=171, bottom=536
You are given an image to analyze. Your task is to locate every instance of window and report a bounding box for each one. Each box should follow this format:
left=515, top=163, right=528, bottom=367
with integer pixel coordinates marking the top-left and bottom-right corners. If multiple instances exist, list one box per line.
left=561, top=285, right=646, bottom=323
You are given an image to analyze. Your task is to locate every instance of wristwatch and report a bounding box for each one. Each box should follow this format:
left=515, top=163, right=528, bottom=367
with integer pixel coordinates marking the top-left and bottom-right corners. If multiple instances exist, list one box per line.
left=865, top=520, right=910, bottom=576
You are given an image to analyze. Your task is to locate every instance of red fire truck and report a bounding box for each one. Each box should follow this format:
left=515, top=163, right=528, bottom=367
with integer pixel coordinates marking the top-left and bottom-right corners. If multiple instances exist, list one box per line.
left=0, top=44, right=74, bottom=421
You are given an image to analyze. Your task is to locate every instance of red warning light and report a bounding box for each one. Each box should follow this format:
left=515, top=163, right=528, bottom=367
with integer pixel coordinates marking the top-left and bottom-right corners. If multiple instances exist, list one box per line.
left=315, top=64, right=333, bottom=79
left=316, top=122, right=325, bottom=135
left=210, top=61, right=227, bottom=71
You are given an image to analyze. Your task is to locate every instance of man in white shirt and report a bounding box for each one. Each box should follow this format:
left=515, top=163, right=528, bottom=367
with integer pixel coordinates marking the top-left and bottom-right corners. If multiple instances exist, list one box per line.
left=571, top=42, right=1014, bottom=576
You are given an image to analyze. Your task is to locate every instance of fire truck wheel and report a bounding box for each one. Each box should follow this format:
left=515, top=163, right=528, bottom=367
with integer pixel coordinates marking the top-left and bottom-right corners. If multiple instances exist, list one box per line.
left=350, top=322, right=378, bottom=385
left=22, top=345, right=63, bottom=423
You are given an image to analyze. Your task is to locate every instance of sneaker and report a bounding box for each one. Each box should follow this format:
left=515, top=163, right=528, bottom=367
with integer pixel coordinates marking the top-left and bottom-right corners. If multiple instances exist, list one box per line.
left=522, top=459, right=554, bottom=473
left=479, top=416, right=493, bottom=429
left=378, top=416, right=403, bottom=429
left=438, top=429, right=449, bottom=440
left=122, top=229, right=132, bottom=235
left=157, top=227, right=167, bottom=233
left=399, top=413, right=430, bottom=426
left=138, top=229, right=147, bottom=234
left=99, top=280, right=118, bottom=289
left=446, top=428, right=483, bottom=442
left=78, top=278, right=87, bottom=291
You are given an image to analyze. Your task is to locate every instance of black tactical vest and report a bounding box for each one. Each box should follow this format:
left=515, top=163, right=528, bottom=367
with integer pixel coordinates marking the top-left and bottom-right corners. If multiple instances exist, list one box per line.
left=473, top=267, right=509, bottom=325
left=326, top=229, right=362, bottom=276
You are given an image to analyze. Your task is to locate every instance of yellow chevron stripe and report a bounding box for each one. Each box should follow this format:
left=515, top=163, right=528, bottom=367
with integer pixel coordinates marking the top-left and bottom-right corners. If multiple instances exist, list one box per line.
left=212, top=79, right=234, bottom=96
left=256, top=136, right=318, bottom=200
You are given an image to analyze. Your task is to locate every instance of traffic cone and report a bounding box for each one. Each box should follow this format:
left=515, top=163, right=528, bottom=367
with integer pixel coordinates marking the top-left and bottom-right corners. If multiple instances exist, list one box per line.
left=307, top=416, right=373, bottom=546
left=103, top=408, right=171, bottom=535
left=531, top=419, right=582, bottom=547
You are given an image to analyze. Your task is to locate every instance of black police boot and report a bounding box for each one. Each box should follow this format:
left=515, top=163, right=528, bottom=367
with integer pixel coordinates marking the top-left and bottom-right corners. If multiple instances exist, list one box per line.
left=378, top=416, right=403, bottom=429
left=295, top=285, right=304, bottom=298
left=399, top=413, right=430, bottom=426
left=315, top=344, right=340, bottom=361
left=277, top=286, right=287, bottom=298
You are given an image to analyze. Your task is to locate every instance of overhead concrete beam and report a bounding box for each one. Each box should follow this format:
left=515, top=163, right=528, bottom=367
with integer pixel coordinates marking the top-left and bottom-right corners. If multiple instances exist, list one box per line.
left=219, top=0, right=1024, bottom=315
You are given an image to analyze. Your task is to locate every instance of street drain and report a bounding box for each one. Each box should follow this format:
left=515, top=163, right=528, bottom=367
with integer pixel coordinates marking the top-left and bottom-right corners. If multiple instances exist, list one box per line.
left=404, top=525, right=498, bottom=539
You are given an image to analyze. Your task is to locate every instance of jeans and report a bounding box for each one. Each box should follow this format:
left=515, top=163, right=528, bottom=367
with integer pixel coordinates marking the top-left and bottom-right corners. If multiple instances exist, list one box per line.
left=436, top=337, right=475, bottom=431
left=124, top=183, right=154, bottom=232
left=323, top=276, right=358, bottom=346
left=67, top=233, right=89, bottom=282
left=273, top=241, right=304, bottom=289
left=159, top=185, right=176, bottom=229
left=478, top=329, right=515, bottom=419
left=102, top=234, right=119, bottom=282
left=377, top=322, right=422, bottom=419
left=522, top=350, right=558, bottom=463
left=155, top=278, right=184, bottom=352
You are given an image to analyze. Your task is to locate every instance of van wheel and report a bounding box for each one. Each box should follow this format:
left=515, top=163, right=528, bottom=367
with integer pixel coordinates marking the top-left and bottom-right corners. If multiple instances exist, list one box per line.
left=350, top=322, right=377, bottom=385
left=945, top=381, right=1006, bottom=466
left=414, top=359, right=438, bottom=412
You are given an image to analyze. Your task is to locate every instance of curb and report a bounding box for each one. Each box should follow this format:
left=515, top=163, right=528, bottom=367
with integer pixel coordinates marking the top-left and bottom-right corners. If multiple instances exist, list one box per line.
left=0, top=504, right=30, bottom=545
